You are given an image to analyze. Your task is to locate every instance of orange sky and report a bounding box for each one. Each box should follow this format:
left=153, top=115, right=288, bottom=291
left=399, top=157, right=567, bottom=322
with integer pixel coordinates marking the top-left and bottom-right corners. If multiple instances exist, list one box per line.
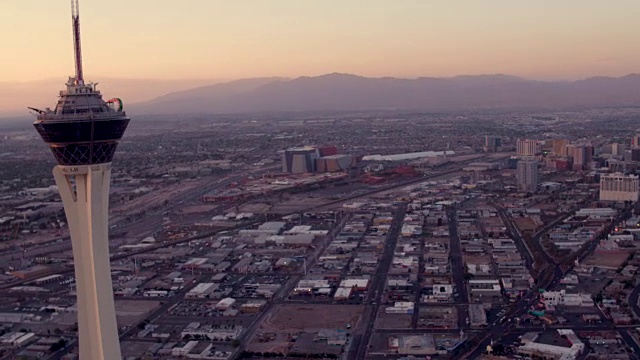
left=0, top=0, right=638, bottom=114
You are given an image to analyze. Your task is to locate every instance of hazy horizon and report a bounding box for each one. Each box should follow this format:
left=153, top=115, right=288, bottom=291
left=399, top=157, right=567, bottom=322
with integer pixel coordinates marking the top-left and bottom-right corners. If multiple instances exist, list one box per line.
left=2, top=0, right=639, bottom=115
left=2, top=72, right=639, bottom=117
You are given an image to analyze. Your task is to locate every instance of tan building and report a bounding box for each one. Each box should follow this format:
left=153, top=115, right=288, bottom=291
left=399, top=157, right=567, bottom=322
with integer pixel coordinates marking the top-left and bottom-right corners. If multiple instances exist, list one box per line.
left=517, top=139, right=540, bottom=156
left=600, top=173, right=640, bottom=202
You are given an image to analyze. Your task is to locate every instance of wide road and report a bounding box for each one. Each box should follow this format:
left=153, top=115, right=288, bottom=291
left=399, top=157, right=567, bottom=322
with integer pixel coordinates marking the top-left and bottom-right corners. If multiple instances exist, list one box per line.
left=447, top=207, right=468, bottom=304
left=350, top=204, right=407, bottom=360
left=463, top=205, right=636, bottom=359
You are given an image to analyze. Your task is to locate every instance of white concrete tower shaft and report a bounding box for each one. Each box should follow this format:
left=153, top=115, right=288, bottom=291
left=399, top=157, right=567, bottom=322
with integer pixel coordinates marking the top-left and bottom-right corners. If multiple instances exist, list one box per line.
left=53, top=164, right=121, bottom=360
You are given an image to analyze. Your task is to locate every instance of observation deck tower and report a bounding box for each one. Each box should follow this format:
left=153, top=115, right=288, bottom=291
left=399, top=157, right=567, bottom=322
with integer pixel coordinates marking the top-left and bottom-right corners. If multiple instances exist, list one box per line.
left=31, top=1, right=128, bottom=359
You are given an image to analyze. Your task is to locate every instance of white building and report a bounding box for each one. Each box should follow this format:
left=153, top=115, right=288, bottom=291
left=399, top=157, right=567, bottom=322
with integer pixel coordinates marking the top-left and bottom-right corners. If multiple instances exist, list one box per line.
left=386, top=301, right=415, bottom=314
left=517, top=139, right=540, bottom=156
left=599, top=173, right=640, bottom=202
left=186, top=283, right=218, bottom=298
left=339, top=278, right=369, bottom=290
left=542, top=290, right=593, bottom=307
left=517, top=329, right=584, bottom=360
left=334, top=287, right=352, bottom=300
left=215, top=298, right=236, bottom=311
left=517, top=158, right=539, bottom=193
left=172, top=341, right=199, bottom=356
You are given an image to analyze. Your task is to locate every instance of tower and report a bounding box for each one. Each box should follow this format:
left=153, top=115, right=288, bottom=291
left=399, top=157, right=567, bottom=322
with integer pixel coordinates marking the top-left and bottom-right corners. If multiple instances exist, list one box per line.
left=31, top=1, right=128, bottom=359
left=516, top=138, right=540, bottom=156
left=517, top=157, right=538, bottom=193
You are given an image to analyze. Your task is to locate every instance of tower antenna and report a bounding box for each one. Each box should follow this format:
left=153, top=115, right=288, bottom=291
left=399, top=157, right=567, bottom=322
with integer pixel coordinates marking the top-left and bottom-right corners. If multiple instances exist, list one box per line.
left=71, top=0, right=84, bottom=85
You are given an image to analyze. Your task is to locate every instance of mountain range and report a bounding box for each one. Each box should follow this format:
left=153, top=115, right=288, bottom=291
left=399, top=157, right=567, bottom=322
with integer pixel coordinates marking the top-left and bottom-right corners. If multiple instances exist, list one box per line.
left=0, top=77, right=222, bottom=117
left=129, top=73, right=640, bottom=115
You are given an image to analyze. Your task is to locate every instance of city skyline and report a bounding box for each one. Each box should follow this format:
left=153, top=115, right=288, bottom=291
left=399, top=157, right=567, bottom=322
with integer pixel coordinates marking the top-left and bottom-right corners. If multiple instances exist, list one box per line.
left=3, top=1, right=640, bottom=358
left=2, top=0, right=639, bottom=84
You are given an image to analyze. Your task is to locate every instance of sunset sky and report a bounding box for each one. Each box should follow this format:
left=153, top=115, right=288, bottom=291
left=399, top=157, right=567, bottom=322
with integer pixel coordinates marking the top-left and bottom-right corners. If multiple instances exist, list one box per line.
left=1, top=0, right=638, bottom=84
left=1, top=0, right=639, bottom=115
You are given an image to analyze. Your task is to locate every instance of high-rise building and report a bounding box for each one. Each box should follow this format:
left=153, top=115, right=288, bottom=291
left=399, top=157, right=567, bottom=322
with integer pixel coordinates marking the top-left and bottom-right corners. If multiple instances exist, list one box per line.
left=600, top=173, right=640, bottom=202
left=517, top=158, right=538, bottom=193
left=484, top=136, right=501, bottom=153
left=516, top=139, right=540, bottom=156
left=548, top=139, right=568, bottom=156
left=565, top=144, right=588, bottom=170
left=31, top=2, right=128, bottom=359
left=317, top=146, right=338, bottom=157
left=282, top=147, right=320, bottom=173
left=631, top=134, right=640, bottom=148
left=611, top=143, right=625, bottom=156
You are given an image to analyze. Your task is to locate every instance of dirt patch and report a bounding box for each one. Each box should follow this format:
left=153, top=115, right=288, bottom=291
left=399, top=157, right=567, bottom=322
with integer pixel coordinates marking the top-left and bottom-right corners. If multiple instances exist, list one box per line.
left=513, top=217, right=539, bottom=233
left=375, top=311, right=412, bottom=329
left=115, top=300, right=162, bottom=326
left=247, top=304, right=363, bottom=353
left=238, top=203, right=272, bottom=213
left=584, top=251, right=631, bottom=269
left=120, top=341, right=156, bottom=358
left=180, top=205, right=219, bottom=214
left=267, top=304, right=362, bottom=331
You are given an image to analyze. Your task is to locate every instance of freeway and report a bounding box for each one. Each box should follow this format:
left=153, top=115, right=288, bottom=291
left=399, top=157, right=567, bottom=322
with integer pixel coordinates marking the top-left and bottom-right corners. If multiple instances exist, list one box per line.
left=1, top=166, right=280, bottom=264
left=1, top=167, right=466, bottom=292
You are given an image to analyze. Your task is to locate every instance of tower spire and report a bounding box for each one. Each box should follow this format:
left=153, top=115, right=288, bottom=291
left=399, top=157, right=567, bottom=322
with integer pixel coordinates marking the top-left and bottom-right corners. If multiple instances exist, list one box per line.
left=71, top=0, right=84, bottom=85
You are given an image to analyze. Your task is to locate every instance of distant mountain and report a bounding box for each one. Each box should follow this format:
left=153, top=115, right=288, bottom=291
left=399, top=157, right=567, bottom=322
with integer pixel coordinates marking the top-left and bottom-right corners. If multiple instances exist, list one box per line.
left=0, top=77, right=224, bottom=117
left=129, top=73, right=640, bottom=115
left=8, top=73, right=638, bottom=117
left=132, top=77, right=289, bottom=115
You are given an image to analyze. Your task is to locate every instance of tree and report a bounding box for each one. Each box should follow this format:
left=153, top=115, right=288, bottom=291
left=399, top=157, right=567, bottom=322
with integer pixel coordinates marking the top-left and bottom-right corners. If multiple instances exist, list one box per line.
left=50, top=339, right=67, bottom=351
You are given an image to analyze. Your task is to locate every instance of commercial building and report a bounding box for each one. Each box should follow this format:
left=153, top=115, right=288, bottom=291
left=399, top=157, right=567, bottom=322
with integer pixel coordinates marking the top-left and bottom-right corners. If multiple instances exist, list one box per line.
left=11, top=265, right=52, bottom=280
left=388, top=335, right=436, bottom=355
left=334, top=287, right=353, bottom=301
left=469, top=304, right=488, bottom=327
left=0, top=332, right=36, bottom=348
left=566, top=144, right=591, bottom=170
left=282, top=146, right=352, bottom=173
left=180, top=323, right=242, bottom=341
left=541, top=290, right=593, bottom=307
left=317, top=146, right=338, bottom=157
left=469, top=279, right=502, bottom=297
left=282, top=147, right=320, bottom=173
left=549, top=139, right=568, bottom=156
left=517, top=158, right=538, bottom=193
left=517, top=139, right=540, bottom=156
left=315, top=155, right=353, bottom=172
left=185, top=283, right=218, bottom=298
left=386, top=301, right=415, bottom=314
left=599, top=173, right=640, bottom=202
left=484, top=136, right=501, bottom=152
left=517, top=330, right=584, bottom=360
left=611, top=142, right=625, bottom=156
left=215, top=298, right=236, bottom=311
